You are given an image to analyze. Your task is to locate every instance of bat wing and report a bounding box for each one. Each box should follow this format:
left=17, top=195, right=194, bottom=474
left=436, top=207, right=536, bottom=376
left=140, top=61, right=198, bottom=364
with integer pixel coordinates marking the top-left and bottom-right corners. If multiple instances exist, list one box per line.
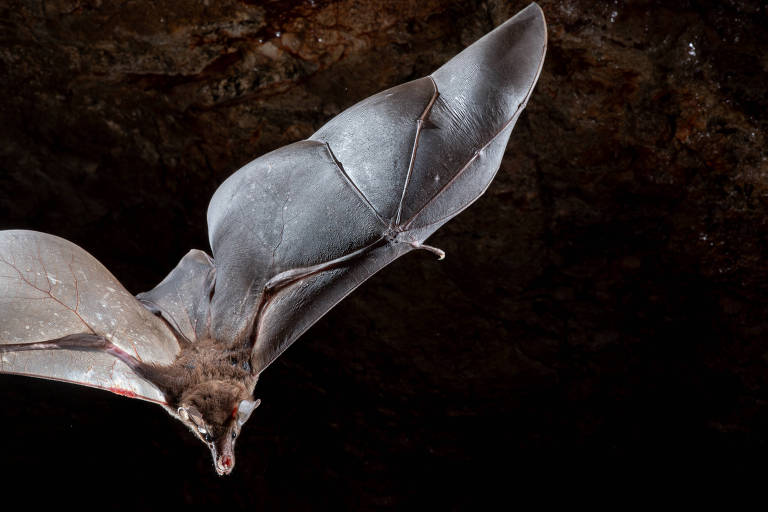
left=136, top=249, right=215, bottom=343
left=205, top=140, right=395, bottom=368
left=200, top=3, right=546, bottom=374
left=0, top=230, right=181, bottom=403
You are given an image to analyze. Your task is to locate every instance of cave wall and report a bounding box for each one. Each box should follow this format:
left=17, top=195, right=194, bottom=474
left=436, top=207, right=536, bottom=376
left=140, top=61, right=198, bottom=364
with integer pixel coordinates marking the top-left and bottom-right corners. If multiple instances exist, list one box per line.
left=1, top=0, right=766, bottom=507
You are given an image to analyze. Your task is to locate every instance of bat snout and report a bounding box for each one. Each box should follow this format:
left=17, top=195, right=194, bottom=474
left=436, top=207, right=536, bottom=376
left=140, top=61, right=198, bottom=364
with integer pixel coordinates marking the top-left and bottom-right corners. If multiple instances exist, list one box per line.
left=215, top=453, right=235, bottom=475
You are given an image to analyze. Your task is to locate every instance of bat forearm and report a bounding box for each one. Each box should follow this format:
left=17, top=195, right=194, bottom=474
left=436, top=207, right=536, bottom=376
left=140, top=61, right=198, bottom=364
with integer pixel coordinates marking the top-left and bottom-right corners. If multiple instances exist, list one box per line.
left=0, top=333, right=145, bottom=374
left=0, top=333, right=106, bottom=352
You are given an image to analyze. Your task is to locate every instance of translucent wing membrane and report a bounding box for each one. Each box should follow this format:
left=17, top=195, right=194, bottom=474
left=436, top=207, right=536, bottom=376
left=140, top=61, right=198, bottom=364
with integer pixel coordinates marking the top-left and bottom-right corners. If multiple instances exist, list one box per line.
left=0, top=231, right=180, bottom=402
left=137, top=249, right=215, bottom=343
left=206, top=140, right=387, bottom=350
left=311, top=77, right=438, bottom=222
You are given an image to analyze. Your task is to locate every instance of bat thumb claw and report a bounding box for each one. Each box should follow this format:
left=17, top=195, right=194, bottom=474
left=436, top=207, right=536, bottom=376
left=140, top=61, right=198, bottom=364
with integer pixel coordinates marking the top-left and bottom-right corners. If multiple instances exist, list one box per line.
left=410, top=242, right=445, bottom=260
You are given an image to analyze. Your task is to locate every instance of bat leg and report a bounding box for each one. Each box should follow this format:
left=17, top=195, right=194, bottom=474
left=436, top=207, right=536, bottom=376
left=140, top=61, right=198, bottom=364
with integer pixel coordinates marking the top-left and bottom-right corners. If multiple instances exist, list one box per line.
left=264, top=238, right=385, bottom=292
left=137, top=297, right=193, bottom=347
left=408, top=241, right=445, bottom=260
left=0, top=333, right=145, bottom=373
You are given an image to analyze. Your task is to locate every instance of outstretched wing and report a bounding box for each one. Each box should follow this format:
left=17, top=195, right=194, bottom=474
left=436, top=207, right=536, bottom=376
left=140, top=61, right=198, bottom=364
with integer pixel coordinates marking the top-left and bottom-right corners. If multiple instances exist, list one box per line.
left=0, top=230, right=181, bottom=403
left=199, top=3, right=547, bottom=374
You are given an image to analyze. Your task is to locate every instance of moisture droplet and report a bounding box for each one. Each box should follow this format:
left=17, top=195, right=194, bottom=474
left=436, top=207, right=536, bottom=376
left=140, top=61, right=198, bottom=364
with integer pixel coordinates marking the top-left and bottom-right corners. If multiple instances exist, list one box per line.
left=687, top=42, right=696, bottom=56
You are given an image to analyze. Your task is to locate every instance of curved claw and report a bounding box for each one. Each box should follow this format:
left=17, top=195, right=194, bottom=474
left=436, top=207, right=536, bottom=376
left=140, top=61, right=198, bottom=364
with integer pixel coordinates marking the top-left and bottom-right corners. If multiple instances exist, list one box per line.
left=409, top=241, right=445, bottom=260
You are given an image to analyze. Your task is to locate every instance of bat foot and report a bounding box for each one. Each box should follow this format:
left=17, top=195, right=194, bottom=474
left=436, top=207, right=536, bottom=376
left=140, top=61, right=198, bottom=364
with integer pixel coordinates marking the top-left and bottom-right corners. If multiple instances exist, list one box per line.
left=409, top=241, right=445, bottom=260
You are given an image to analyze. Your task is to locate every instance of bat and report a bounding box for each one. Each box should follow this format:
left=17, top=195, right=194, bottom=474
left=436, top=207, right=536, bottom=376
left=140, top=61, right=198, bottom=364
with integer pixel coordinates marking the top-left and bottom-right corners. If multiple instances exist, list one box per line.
left=0, top=3, right=546, bottom=475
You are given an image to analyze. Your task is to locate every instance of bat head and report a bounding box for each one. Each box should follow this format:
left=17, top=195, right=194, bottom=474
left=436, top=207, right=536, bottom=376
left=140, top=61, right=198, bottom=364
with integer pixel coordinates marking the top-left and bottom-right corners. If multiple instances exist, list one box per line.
left=175, top=380, right=261, bottom=475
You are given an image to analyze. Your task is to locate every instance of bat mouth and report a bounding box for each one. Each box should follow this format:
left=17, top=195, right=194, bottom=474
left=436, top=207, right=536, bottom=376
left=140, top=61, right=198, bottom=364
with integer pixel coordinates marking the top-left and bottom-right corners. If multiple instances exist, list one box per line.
left=215, top=453, right=235, bottom=475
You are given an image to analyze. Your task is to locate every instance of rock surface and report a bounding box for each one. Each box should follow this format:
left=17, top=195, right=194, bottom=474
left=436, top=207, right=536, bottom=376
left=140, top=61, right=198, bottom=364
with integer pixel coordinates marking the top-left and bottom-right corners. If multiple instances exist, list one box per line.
left=1, top=0, right=766, bottom=506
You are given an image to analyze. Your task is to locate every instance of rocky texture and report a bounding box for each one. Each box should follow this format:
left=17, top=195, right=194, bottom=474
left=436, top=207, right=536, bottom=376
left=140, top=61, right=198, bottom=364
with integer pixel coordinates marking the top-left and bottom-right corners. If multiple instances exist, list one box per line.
left=0, top=0, right=767, bottom=507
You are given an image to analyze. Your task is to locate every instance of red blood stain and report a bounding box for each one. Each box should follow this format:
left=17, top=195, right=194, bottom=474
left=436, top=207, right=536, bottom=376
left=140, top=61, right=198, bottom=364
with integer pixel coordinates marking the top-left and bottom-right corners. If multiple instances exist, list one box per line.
left=222, top=455, right=232, bottom=468
left=231, top=406, right=238, bottom=418
left=109, top=387, right=137, bottom=398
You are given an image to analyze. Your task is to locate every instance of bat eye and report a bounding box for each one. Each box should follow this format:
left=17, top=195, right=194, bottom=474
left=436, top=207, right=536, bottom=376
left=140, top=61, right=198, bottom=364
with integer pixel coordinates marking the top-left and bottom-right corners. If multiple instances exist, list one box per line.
left=231, top=431, right=237, bottom=440
left=198, top=425, right=213, bottom=443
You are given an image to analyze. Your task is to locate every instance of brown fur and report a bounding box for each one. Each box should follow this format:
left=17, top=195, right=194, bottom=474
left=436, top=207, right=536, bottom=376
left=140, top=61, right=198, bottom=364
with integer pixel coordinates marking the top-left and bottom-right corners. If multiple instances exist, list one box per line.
left=140, top=338, right=256, bottom=407
left=133, top=337, right=261, bottom=474
left=2, top=331, right=258, bottom=474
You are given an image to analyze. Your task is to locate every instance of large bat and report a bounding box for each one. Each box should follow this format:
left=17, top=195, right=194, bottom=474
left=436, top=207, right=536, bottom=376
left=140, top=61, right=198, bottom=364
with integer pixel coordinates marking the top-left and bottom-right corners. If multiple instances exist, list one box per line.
left=0, top=3, right=546, bottom=475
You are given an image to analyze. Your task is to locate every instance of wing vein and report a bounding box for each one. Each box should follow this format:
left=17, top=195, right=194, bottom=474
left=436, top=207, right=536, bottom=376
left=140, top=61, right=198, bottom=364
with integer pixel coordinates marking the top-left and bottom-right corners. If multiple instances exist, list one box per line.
left=401, top=44, right=546, bottom=230
left=395, top=76, right=439, bottom=225
left=249, top=236, right=387, bottom=371
left=0, top=250, right=96, bottom=334
left=324, top=142, right=388, bottom=227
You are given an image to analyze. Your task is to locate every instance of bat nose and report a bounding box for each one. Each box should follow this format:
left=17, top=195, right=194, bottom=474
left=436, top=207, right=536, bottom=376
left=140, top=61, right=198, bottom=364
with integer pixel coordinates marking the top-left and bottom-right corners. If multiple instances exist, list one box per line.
left=217, top=454, right=234, bottom=474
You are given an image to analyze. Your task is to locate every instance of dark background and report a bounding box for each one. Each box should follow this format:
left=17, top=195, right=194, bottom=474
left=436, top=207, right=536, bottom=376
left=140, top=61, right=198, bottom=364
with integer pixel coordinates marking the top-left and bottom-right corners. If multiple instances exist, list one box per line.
left=1, top=0, right=767, bottom=507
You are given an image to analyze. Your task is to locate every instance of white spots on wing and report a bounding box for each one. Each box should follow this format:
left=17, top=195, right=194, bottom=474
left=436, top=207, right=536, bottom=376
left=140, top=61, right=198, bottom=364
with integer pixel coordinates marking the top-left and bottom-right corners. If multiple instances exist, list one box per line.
left=46, top=274, right=61, bottom=284
left=433, top=174, right=440, bottom=182
left=25, top=325, right=29, bottom=330
left=106, top=286, right=116, bottom=293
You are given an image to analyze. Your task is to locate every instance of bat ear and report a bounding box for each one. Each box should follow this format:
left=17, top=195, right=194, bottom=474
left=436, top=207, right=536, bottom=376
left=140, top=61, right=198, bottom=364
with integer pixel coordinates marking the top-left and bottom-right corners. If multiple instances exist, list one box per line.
left=237, top=398, right=261, bottom=426
left=182, top=405, right=204, bottom=424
